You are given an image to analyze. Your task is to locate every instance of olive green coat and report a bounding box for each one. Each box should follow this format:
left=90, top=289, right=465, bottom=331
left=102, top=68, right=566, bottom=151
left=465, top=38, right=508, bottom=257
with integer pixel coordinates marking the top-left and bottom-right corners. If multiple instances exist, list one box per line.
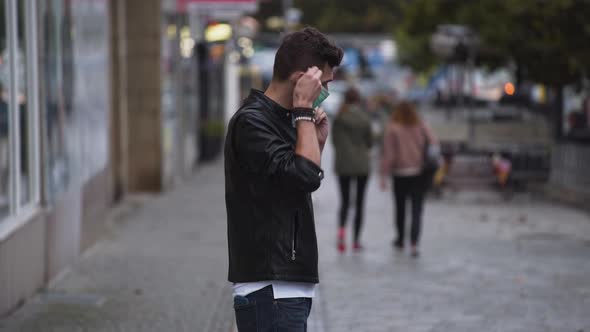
left=331, top=106, right=373, bottom=176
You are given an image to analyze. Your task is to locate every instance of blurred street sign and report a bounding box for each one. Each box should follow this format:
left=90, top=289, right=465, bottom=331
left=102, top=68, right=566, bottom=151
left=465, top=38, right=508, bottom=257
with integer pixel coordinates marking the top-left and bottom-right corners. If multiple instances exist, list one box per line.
left=178, top=0, right=258, bottom=14
left=182, top=0, right=258, bottom=43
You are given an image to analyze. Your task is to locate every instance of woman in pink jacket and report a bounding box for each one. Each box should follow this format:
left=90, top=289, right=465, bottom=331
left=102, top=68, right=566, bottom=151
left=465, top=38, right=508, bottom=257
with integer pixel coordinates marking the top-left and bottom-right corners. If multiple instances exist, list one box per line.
left=380, top=101, right=437, bottom=257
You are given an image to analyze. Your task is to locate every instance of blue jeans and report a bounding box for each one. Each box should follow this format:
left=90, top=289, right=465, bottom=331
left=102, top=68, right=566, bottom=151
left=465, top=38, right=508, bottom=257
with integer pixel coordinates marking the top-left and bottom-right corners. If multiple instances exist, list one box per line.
left=233, top=285, right=312, bottom=332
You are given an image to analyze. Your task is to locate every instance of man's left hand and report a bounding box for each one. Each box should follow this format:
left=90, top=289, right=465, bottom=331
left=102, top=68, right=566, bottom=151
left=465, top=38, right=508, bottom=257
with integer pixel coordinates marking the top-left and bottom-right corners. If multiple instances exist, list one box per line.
left=315, top=108, right=329, bottom=149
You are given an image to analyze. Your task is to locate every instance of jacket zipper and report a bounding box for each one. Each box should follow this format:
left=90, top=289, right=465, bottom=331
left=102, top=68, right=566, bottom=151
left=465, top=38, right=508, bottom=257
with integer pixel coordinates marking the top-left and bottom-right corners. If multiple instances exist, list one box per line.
left=291, top=212, right=299, bottom=261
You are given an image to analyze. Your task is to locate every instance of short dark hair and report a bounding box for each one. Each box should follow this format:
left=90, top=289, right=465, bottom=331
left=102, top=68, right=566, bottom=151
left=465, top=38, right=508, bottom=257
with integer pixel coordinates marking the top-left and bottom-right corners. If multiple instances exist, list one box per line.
left=272, top=27, right=344, bottom=81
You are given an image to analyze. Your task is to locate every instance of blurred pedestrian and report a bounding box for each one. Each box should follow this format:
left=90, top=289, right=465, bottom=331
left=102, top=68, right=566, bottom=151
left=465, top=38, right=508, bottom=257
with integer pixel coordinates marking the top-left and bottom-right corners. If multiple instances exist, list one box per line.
left=380, top=101, right=438, bottom=257
left=332, top=87, right=373, bottom=253
left=225, top=27, right=343, bottom=332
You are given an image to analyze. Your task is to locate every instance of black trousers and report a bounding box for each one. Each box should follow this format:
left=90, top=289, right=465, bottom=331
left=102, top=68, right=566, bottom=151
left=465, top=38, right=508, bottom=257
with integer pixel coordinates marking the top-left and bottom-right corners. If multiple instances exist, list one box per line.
left=338, top=175, right=368, bottom=243
left=392, top=175, right=425, bottom=246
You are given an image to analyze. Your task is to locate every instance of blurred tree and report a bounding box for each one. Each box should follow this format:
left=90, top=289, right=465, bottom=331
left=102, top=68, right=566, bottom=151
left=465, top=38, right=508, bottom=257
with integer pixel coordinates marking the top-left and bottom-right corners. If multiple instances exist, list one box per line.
left=394, top=0, right=590, bottom=87
left=393, top=0, right=448, bottom=73
left=255, top=0, right=402, bottom=33
left=255, top=0, right=590, bottom=88
left=296, top=0, right=401, bottom=33
left=394, top=0, right=590, bottom=138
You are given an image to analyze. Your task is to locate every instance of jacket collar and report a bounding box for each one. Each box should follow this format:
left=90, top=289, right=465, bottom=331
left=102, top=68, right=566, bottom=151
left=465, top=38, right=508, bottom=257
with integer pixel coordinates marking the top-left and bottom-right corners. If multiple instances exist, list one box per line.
left=247, top=89, right=293, bottom=121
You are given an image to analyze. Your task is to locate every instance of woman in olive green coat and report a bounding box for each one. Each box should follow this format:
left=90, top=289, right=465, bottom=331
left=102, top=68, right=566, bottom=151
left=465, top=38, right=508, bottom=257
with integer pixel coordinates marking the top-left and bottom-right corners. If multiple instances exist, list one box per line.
left=332, top=87, right=373, bottom=253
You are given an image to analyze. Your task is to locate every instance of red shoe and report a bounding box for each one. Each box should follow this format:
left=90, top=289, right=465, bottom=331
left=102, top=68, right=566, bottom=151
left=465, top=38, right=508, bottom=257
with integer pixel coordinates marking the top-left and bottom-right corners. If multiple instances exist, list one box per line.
left=337, top=241, right=346, bottom=253
left=353, top=243, right=363, bottom=251
left=337, top=227, right=346, bottom=253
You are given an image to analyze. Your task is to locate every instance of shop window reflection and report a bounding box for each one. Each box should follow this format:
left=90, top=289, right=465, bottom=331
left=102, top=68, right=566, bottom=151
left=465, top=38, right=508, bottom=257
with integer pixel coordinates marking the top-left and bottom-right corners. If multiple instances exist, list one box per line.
left=0, top=0, right=10, bottom=217
left=39, top=0, right=109, bottom=199
left=41, top=0, right=73, bottom=199
left=17, top=0, right=31, bottom=205
left=0, top=83, right=8, bottom=217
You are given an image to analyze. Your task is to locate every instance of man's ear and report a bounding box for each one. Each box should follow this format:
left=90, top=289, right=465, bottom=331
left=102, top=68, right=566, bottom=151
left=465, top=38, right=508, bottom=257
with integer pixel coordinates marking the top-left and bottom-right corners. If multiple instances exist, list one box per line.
left=289, top=71, right=305, bottom=84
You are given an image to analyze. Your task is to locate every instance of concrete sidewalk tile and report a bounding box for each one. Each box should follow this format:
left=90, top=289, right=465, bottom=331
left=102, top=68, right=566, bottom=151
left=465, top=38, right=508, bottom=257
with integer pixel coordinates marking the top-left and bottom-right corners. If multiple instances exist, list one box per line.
left=0, top=161, right=233, bottom=332
left=1, top=141, right=589, bottom=332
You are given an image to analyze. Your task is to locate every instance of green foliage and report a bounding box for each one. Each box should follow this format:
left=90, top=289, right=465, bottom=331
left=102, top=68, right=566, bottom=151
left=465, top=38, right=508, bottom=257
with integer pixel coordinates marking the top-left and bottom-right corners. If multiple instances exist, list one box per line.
left=394, top=0, right=590, bottom=86
left=255, top=0, right=402, bottom=33
left=254, top=0, right=590, bottom=86
left=301, top=0, right=400, bottom=33
left=394, top=0, right=447, bottom=73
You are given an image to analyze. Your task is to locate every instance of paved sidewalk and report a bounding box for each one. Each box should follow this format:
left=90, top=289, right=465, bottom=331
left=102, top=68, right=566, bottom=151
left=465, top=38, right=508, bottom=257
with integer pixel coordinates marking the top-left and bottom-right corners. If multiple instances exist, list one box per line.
left=0, top=162, right=233, bottom=332
left=1, top=144, right=589, bottom=332
left=312, top=146, right=590, bottom=332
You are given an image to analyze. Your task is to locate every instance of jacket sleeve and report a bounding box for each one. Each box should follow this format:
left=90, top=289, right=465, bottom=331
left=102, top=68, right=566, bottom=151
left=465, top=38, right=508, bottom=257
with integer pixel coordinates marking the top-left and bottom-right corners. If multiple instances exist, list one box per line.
left=234, top=111, right=324, bottom=193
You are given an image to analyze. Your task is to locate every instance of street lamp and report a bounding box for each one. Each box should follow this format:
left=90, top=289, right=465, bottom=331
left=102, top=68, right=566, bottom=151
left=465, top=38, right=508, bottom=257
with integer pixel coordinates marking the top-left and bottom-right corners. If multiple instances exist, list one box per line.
left=431, top=25, right=479, bottom=60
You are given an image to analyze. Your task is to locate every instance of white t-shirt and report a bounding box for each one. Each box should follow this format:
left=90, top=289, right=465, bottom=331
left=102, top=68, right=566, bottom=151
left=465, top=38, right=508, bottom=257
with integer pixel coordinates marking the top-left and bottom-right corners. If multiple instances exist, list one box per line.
left=233, top=281, right=316, bottom=299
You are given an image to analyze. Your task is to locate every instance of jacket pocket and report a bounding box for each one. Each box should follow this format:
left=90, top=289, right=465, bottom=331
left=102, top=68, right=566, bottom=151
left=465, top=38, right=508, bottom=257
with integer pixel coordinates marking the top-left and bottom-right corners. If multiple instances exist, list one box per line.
left=291, top=211, right=300, bottom=261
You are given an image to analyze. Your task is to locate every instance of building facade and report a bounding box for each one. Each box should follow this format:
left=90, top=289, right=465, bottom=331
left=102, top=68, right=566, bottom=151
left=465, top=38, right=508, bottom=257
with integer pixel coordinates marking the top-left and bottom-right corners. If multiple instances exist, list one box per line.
left=0, top=0, right=256, bottom=315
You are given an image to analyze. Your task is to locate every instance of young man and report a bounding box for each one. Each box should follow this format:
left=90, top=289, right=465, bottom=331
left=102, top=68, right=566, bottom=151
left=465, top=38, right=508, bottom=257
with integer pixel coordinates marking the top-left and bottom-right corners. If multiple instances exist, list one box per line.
left=225, top=27, right=343, bottom=331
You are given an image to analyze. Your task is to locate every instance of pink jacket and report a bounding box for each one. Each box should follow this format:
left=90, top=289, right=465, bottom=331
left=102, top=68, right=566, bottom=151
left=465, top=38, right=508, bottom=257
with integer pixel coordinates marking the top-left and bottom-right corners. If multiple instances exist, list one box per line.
left=381, top=122, right=437, bottom=176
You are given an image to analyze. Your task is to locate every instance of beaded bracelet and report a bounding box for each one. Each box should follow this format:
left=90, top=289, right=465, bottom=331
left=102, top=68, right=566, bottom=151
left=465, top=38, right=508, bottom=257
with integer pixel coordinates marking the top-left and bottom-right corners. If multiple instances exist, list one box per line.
left=294, top=116, right=316, bottom=124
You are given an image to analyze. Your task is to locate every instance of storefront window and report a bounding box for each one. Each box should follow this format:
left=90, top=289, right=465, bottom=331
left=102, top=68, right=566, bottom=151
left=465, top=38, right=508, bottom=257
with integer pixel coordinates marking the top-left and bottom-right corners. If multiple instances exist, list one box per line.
left=40, top=0, right=74, bottom=199
left=40, top=0, right=109, bottom=200
left=71, top=0, right=109, bottom=182
left=0, top=0, right=10, bottom=218
left=18, top=0, right=31, bottom=205
left=0, top=0, right=41, bottom=222
left=161, top=12, right=199, bottom=184
left=161, top=15, right=180, bottom=185
left=198, top=42, right=225, bottom=161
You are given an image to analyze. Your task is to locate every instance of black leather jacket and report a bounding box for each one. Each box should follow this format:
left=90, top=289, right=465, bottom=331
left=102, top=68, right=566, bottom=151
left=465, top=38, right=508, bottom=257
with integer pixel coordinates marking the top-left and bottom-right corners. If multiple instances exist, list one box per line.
left=225, top=90, right=324, bottom=283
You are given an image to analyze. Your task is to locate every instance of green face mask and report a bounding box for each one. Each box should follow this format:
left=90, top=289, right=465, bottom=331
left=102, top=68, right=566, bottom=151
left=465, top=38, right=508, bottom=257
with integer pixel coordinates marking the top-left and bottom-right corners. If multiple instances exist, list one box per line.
left=312, top=87, right=330, bottom=109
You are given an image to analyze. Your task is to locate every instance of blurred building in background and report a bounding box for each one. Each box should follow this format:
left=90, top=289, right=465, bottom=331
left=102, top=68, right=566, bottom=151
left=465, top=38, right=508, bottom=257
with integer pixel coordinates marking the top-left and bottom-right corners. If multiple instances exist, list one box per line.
left=0, top=0, right=258, bottom=315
